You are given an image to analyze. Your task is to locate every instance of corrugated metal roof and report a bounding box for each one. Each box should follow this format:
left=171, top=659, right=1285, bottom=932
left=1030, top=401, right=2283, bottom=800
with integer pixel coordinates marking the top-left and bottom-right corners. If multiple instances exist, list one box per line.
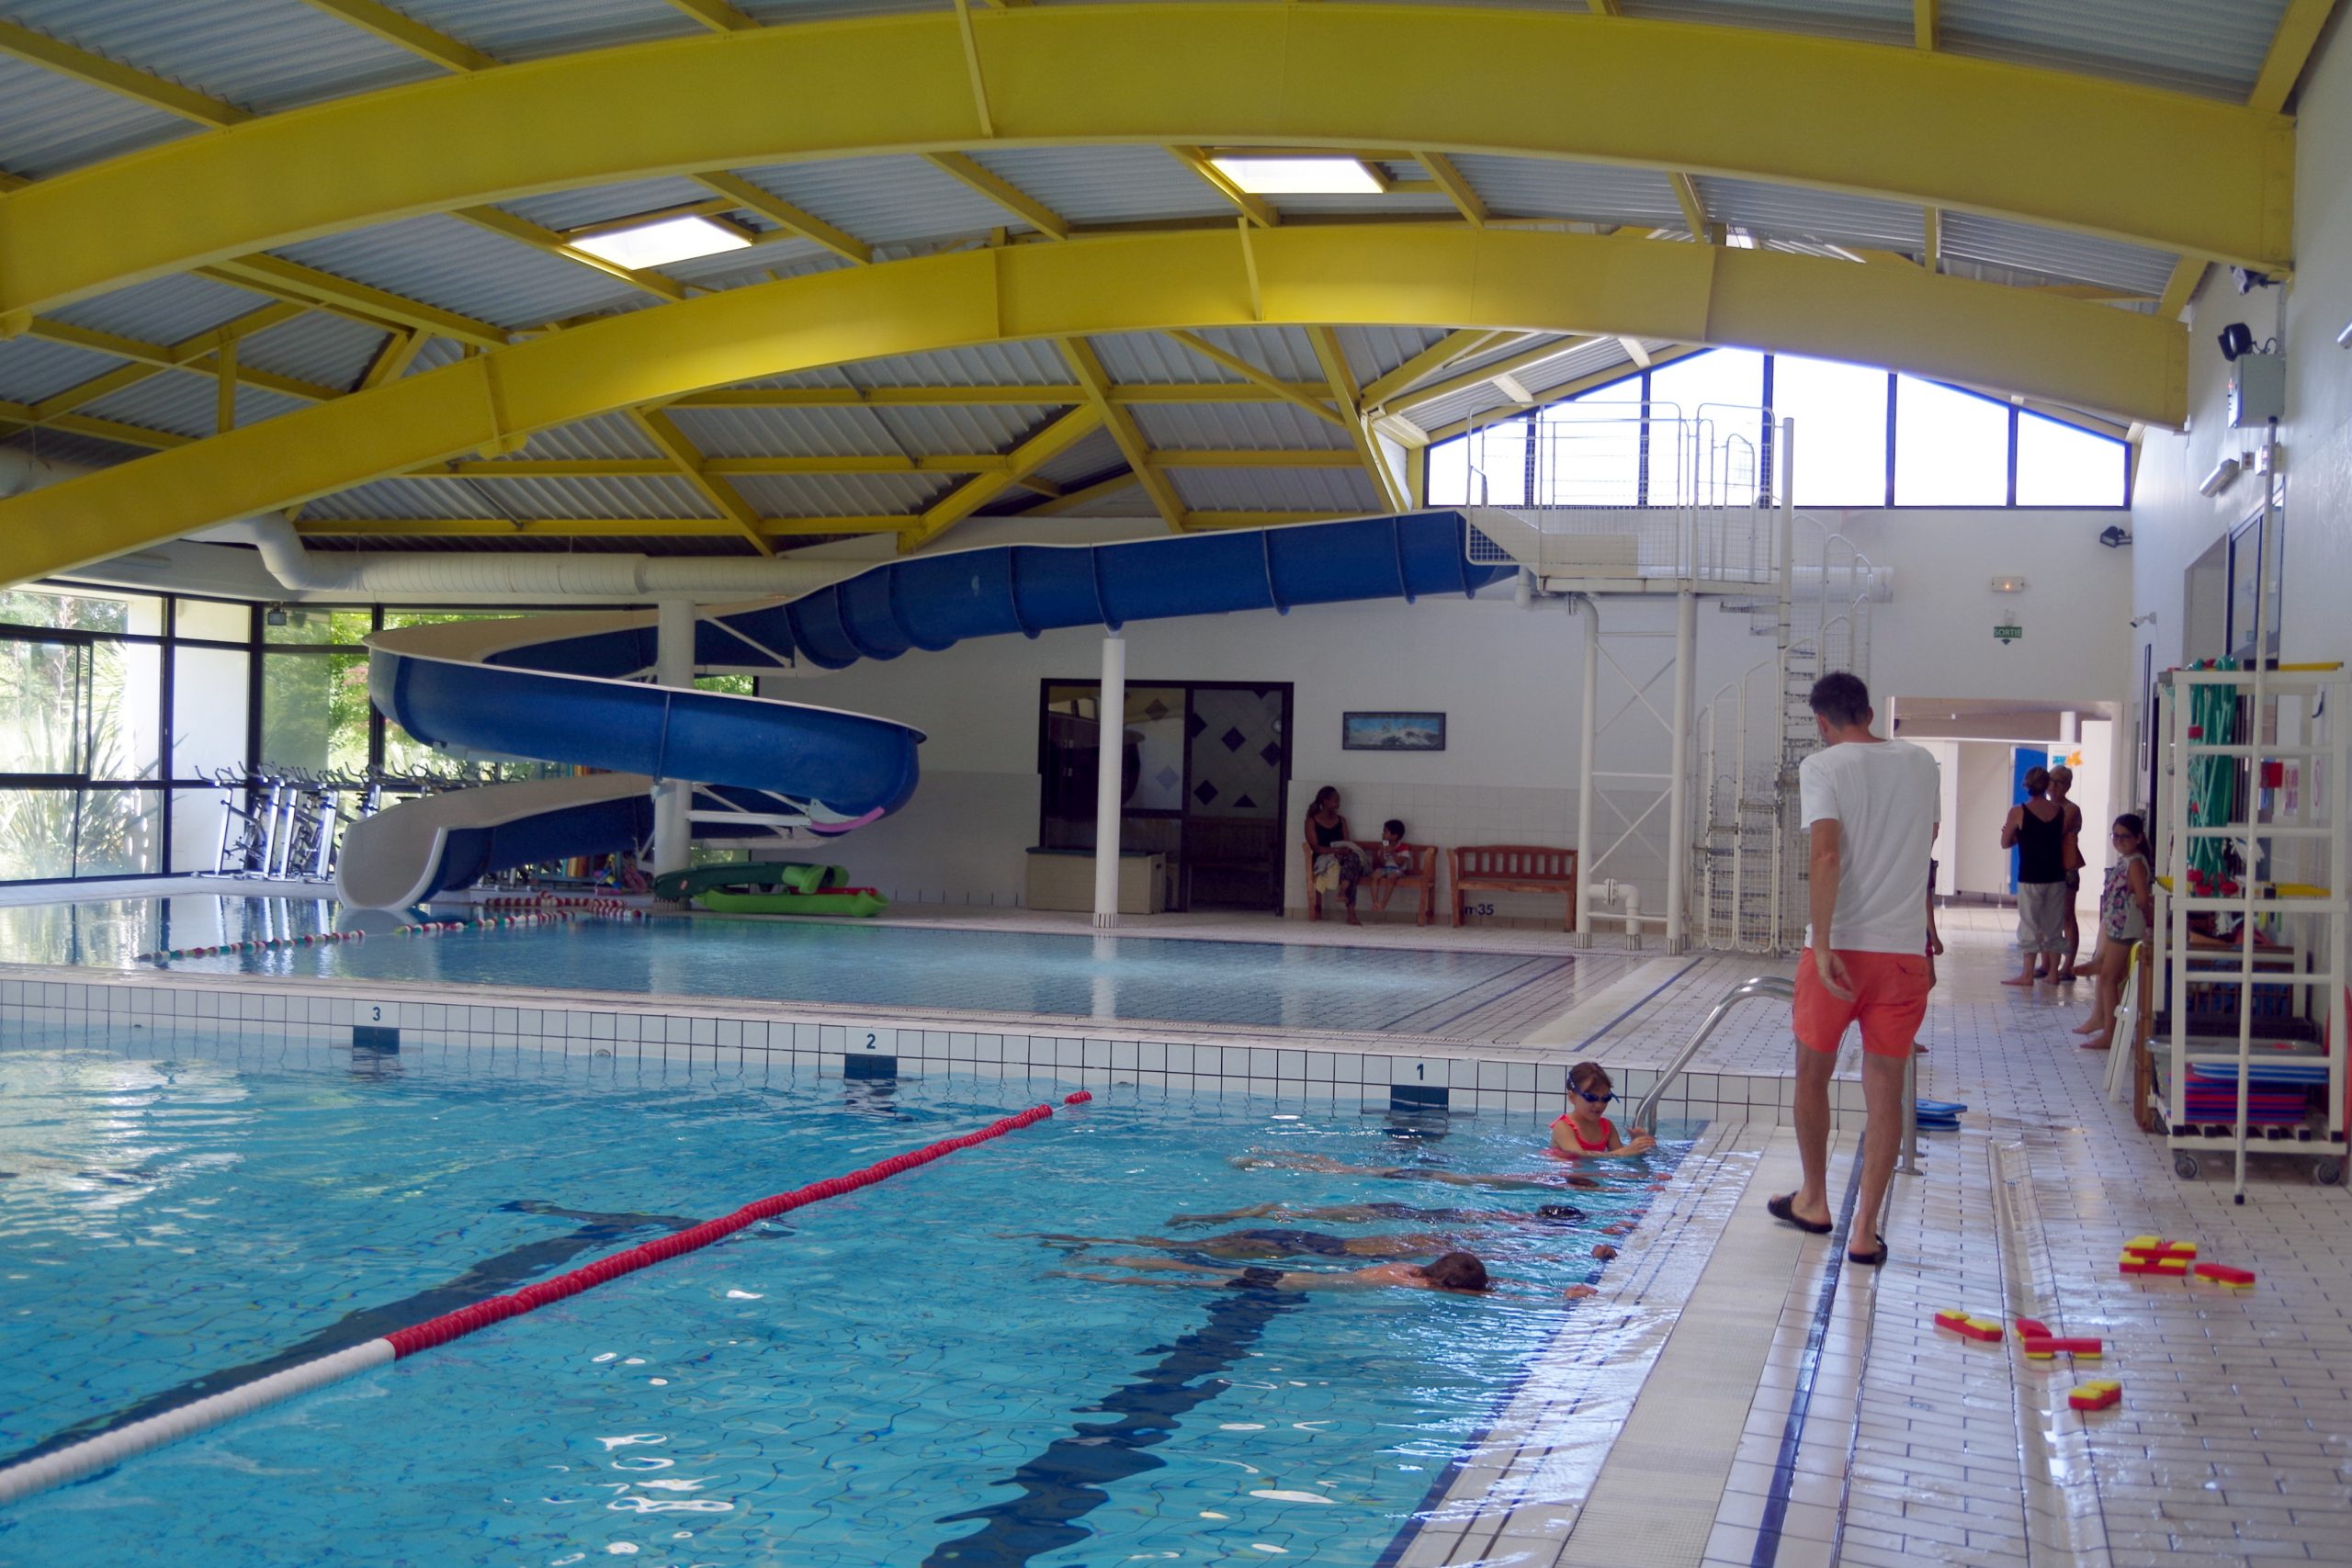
left=1939, top=212, right=2176, bottom=294
left=302, top=479, right=503, bottom=521
left=667, top=405, right=900, bottom=459
left=274, top=212, right=643, bottom=330
left=665, top=239, right=843, bottom=289
left=1940, top=0, right=2290, bottom=99
left=1697, top=177, right=1926, bottom=251
left=0, top=51, right=193, bottom=180
left=0, top=0, right=442, bottom=116
left=1172, top=468, right=1382, bottom=513
left=1088, top=333, right=1244, bottom=387
left=1402, top=336, right=1642, bottom=432
left=404, top=336, right=472, bottom=378
left=1448, top=155, right=1687, bottom=226
left=1265, top=193, right=1460, bottom=220
left=237, top=311, right=390, bottom=390
left=45, top=272, right=266, bottom=345
left=1622, top=0, right=1910, bottom=46
left=496, top=176, right=721, bottom=235
left=1, top=426, right=149, bottom=468
left=872, top=403, right=1067, bottom=456
left=731, top=156, right=1032, bottom=248
left=475, top=474, right=716, bottom=521
left=390, top=0, right=702, bottom=62
left=733, top=0, right=945, bottom=18
left=1131, top=403, right=1353, bottom=451
left=1340, top=327, right=1450, bottom=390
left=1188, top=326, right=1322, bottom=383
left=843, top=340, right=1073, bottom=388
left=78, top=372, right=309, bottom=437
left=967, top=146, right=1232, bottom=227
left=0, top=336, right=130, bottom=402
left=492, top=412, right=666, bottom=463
left=725, top=471, right=953, bottom=517
left=1030, top=426, right=1127, bottom=489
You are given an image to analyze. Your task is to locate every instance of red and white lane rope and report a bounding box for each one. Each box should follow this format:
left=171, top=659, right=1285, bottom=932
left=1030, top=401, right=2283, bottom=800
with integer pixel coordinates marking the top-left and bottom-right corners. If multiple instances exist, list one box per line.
left=0, top=1092, right=1091, bottom=1506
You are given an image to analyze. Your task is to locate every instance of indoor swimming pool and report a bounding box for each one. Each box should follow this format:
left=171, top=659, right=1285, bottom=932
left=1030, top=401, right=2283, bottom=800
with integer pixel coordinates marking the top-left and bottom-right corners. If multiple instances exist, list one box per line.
left=0, top=1029, right=1693, bottom=1566
left=0, top=897, right=1636, bottom=1038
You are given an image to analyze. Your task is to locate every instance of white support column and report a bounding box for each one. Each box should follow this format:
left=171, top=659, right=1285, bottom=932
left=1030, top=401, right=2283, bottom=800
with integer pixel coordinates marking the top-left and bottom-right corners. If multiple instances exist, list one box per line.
left=1092, top=632, right=1126, bottom=930
left=651, top=598, right=696, bottom=879
left=1666, top=588, right=1698, bottom=954
left=1573, top=595, right=1599, bottom=949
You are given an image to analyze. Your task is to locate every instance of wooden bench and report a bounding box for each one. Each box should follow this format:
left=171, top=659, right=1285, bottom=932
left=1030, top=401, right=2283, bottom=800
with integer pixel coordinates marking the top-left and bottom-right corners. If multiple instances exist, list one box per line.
left=1302, top=841, right=1440, bottom=926
left=1450, top=844, right=1578, bottom=930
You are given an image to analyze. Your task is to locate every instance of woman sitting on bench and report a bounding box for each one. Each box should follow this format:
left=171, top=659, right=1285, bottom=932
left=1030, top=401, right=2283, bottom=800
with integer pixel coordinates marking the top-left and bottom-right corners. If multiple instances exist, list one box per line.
left=1305, top=785, right=1370, bottom=925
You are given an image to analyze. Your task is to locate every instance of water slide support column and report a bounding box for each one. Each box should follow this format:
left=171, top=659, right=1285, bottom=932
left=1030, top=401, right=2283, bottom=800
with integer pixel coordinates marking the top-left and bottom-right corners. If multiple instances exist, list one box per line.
left=1092, top=631, right=1126, bottom=930
left=652, top=598, right=695, bottom=878
left=1666, top=587, right=1698, bottom=954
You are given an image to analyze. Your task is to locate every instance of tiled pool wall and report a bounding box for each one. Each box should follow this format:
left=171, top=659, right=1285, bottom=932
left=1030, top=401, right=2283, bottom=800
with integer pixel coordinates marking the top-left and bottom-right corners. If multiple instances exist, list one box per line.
left=0, top=969, right=1852, bottom=1125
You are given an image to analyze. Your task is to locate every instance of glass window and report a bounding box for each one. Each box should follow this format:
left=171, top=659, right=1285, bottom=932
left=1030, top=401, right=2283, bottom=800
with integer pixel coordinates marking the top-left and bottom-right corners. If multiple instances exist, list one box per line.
left=171, top=646, right=250, bottom=780
left=1536, top=378, right=1645, bottom=505
left=381, top=609, right=525, bottom=631
left=175, top=598, right=251, bottom=642
left=695, top=673, right=756, bottom=696
left=0, top=586, right=163, bottom=635
left=1894, top=376, right=2010, bottom=505
left=87, top=641, right=163, bottom=782
left=264, top=607, right=373, bottom=647
left=170, top=786, right=232, bottom=874
left=1426, top=435, right=1473, bottom=506
left=261, top=650, right=372, bottom=772
left=1648, top=349, right=1766, bottom=506
left=0, top=637, right=86, bottom=774
left=1770, top=355, right=1890, bottom=507
left=1460, top=419, right=1529, bottom=506
left=2014, top=412, right=2127, bottom=506
left=0, top=789, right=76, bottom=878
left=72, top=789, right=163, bottom=877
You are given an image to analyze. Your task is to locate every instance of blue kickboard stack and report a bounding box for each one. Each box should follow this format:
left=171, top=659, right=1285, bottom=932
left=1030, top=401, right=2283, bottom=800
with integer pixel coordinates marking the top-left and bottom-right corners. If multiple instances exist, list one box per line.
left=1915, top=1098, right=1967, bottom=1129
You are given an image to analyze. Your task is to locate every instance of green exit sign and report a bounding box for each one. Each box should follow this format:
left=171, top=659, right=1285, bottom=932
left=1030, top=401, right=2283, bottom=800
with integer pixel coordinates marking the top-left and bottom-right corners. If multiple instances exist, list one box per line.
left=1994, top=623, right=2024, bottom=643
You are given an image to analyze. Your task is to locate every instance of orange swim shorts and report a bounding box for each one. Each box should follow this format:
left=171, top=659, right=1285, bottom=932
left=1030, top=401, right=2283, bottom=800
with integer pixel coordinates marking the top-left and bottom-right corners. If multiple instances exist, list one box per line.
left=1793, top=949, right=1931, bottom=1059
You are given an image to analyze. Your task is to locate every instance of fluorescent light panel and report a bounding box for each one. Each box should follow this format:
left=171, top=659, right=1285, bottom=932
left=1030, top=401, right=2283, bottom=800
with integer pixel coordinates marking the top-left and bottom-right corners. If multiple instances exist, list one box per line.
left=570, top=214, right=751, bottom=270
left=1209, top=155, right=1383, bottom=195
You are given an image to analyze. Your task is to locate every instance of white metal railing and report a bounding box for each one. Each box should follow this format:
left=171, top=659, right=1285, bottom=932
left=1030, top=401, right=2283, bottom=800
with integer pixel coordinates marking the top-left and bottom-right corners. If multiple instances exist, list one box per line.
left=1459, top=402, right=1780, bottom=587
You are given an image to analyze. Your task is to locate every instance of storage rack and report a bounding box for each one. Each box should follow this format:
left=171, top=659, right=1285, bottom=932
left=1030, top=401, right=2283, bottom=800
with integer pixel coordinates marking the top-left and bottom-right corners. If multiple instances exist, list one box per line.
left=2151, top=663, right=2347, bottom=1199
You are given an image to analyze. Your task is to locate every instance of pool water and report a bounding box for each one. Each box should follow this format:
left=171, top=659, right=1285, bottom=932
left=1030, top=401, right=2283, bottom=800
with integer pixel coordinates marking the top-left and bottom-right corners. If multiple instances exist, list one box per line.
left=0, top=1030, right=1690, bottom=1567
left=0, top=897, right=1634, bottom=1037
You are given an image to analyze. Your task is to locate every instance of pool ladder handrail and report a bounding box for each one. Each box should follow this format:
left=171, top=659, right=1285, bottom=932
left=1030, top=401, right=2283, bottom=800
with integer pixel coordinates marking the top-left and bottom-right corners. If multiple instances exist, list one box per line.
left=1631, top=975, right=1795, bottom=1132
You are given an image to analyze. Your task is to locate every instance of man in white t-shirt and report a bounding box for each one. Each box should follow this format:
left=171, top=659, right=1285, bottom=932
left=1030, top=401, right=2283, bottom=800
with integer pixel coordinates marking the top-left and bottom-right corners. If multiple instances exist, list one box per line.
left=1764, top=671, right=1940, bottom=1269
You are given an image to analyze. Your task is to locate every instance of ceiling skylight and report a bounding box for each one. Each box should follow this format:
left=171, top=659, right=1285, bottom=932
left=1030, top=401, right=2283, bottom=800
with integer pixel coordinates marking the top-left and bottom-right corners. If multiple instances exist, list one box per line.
left=570, top=213, right=752, bottom=270
left=1207, top=155, right=1383, bottom=196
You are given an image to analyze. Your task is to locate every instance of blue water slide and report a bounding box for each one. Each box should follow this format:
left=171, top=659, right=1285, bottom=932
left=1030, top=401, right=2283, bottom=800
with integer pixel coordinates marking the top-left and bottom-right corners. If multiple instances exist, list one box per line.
left=336, top=512, right=1510, bottom=907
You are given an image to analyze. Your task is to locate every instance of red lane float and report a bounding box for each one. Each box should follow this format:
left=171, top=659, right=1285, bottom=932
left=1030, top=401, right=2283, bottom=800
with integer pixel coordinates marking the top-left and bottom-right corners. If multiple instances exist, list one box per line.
left=0, top=1100, right=1057, bottom=1506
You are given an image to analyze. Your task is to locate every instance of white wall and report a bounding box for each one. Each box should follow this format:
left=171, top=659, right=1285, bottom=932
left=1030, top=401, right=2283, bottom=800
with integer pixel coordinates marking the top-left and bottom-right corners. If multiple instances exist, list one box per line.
left=2132, top=12, right=2352, bottom=696
left=1826, top=510, right=2134, bottom=703
left=762, top=504, right=2141, bottom=915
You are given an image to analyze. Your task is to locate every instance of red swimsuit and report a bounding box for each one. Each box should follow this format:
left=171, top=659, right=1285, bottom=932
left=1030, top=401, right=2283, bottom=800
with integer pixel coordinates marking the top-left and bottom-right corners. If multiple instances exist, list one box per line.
left=1553, top=1114, right=1616, bottom=1153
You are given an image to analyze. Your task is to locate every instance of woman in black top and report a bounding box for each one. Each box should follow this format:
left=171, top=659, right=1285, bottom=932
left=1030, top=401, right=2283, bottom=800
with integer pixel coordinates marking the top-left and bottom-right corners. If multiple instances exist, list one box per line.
left=2001, top=766, right=2070, bottom=986
left=1305, top=785, right=1368, bottom=924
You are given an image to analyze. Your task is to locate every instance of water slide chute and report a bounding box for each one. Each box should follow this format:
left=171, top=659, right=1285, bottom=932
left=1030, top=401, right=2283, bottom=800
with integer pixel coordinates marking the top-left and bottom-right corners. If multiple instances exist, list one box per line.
left=337, top=512, right=1511, bottom=908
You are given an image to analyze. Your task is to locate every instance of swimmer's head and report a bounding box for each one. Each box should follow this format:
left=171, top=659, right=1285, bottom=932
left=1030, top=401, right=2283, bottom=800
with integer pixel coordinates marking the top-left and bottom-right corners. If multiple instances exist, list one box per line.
left=1422, top=1251, right=1491, bottom=1292
left=1535, top=1204, right=1589, bottom=1224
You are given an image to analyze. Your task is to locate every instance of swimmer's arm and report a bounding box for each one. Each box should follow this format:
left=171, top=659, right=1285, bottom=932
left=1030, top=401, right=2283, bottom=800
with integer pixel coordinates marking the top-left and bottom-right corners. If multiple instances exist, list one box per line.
left=1547, top=1122, right=1581, bottom=1156
left=1167, top=1202, right=1280, bottom=1227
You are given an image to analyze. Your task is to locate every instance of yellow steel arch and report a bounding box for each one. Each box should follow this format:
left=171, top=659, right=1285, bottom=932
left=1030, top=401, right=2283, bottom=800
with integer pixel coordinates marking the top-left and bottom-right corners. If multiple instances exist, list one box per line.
left=0, top=4, right=2292, bottom=323
left=0, top=225, right=2184, bottom=586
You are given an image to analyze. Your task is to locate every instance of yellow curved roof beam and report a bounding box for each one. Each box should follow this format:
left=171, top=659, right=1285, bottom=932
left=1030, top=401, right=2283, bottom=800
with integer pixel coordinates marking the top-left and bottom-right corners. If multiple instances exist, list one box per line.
left=0, top=5, right=2291, bottom=323
left=0, top=224, right=2184, bottom=586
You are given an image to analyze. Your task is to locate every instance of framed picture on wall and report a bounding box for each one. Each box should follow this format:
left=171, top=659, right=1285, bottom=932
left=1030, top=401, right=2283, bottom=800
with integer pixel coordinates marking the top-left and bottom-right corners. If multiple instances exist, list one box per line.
left=1342, top=712, right=1446, bottom=751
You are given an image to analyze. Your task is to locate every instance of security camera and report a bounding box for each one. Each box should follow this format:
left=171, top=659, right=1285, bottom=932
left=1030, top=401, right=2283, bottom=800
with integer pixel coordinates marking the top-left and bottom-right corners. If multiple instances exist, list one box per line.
left=2233, top=266, right=2275, bottom=293
left=2098, top=525, right=2132, bottom=548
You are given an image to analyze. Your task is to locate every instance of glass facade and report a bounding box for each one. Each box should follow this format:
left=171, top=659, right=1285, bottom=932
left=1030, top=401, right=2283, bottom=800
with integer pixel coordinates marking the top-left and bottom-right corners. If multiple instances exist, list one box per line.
left=1426, top=347, right=2131, bottom=510
left=0, top=592, right=563, bottom=886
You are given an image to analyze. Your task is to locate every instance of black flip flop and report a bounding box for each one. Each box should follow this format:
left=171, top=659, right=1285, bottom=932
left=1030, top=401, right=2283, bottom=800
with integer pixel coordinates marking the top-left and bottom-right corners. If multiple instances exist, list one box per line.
left=1847, top=1235, right=1889, bottom=1268
left=1766, top=1192, right=1833, bottom=1235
